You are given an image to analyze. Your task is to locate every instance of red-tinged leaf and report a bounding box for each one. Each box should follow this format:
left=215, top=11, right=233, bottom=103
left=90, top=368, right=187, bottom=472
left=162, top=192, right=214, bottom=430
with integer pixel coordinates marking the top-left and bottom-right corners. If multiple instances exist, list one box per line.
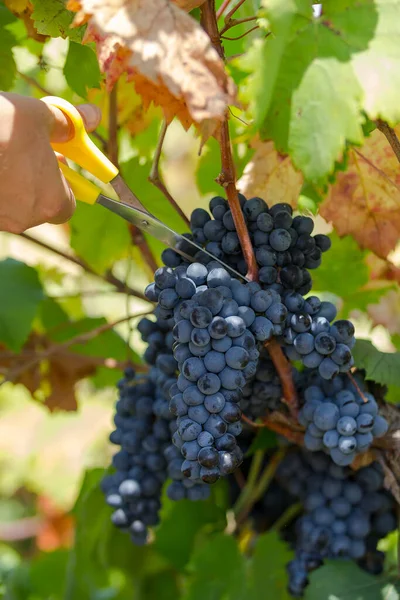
left=321, top=127, right=400, bottom=259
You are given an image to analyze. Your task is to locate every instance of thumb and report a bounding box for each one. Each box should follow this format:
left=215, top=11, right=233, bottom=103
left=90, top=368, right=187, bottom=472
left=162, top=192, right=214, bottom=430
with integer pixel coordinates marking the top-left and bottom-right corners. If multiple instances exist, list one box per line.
left=47, top=103, right=102, bottom=142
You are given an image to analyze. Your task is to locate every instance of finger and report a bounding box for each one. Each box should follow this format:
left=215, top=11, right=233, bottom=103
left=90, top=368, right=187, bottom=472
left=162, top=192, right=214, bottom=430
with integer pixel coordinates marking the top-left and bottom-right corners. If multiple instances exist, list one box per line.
left=40, top=150, right=76, bottom=225
left=76, top=104, right=102, bottom=132
left=46, top=104, right=74, bottom=143
left=46, top=103, right=101, bottom=142
left=47, top=172, right=76, bottom=224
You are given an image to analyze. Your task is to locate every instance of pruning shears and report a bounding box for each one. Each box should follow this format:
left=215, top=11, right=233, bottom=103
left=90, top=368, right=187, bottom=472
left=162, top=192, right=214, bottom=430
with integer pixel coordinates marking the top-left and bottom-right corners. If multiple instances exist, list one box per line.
left=41, top=96, right=245, bottom=280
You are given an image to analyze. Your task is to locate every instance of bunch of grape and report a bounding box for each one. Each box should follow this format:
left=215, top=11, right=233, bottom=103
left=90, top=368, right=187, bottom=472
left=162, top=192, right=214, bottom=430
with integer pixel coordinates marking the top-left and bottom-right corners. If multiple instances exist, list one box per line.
left=280, top=291, right=355, bottom=379
left=189, top=197, right=330, bottom=292
left=146, top=262, right=290, bottom=483
left=277, top=449, right=396, bottom=597
left=138, top=314, right=209, bottom=502
left=101, top=369, right=167, bottom=545
left=298, top=373, right=388, bottom=465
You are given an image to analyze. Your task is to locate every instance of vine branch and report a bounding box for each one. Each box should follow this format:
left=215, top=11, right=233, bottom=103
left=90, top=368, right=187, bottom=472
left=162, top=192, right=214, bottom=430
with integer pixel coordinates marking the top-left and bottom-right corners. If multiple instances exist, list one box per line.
left=149, top=120, right=190, bottom=227
left=220, top=16, right=257, bottom=35
left=376, top=119, right=400, bottom=164
left=216, top=0, right=232, bottom=19
left=18, top=233, right=149, bottom=302
left=201, top=0, right=258, bottom=281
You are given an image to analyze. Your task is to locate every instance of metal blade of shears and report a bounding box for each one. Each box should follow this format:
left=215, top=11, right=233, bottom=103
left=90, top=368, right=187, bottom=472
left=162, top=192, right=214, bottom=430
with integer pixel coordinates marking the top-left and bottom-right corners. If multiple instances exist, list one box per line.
left=97, top=194, right=248, bottom=282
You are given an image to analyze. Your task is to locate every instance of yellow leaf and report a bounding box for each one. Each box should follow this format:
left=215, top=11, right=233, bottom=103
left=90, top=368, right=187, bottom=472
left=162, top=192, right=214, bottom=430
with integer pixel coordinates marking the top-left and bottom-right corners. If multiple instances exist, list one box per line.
left=237, top=138, right=303, bottom=208
left=5, top=0, right=29, bottom=13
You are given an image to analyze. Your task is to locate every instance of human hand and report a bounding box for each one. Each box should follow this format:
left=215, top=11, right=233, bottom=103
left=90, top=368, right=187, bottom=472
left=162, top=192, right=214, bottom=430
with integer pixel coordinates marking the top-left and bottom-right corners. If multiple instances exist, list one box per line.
left=0, top=92, right=101, bottom=233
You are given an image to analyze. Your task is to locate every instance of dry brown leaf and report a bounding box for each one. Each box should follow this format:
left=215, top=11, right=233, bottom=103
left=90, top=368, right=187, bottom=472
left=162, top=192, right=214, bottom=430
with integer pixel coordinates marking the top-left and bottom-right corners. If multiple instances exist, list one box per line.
left=172, top=0, right=205, bottom=9
left=237, top=139, right=303, bottom=208
left=321, top=127, right=400, bottom=259
left=67, top=0, right=236, bottom=130
left=0, top=335, right=103, bottom=411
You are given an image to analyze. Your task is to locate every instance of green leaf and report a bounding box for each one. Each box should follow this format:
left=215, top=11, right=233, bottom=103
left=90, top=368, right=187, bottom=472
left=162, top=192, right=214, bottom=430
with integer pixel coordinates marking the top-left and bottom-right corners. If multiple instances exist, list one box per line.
left=183, top=534, right=246, bottom=600
left=352, top=339, right=400, bottom=387
left=70, top=201, right=131, bottom=273
left=196, top=138, right=221, bottom=196
left=120, top=157, right=188, bottom=262
left=0, top=16, right=17, bottom=91
left=31, top=0, right=85, bottom=41
left=246, top=428, right=278, bottom=456
left=29, top=550, right=69, bottom=597
left=138, top=571, right=180, bottom=600
left=305, top=560, right=400, bottom=600
left=242, top=1, right=400, bottom=181
left=0, top=259, right=44, bottom=352
left=311, top=234, right=391, bottom=316
left=249, top=532, right=293, bottom=600
left=154, top=499, right=226, bottom=571
left=120, top=157, right=187, bottom=231
left=64, top=41, right=101, bottom=98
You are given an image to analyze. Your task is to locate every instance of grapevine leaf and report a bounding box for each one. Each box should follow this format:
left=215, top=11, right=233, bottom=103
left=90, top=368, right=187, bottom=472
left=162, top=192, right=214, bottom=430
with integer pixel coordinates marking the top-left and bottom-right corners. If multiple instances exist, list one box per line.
left=196, top=137, right=222, bottom=196
left=154, top=499, right=226, bottom=570
left=68, top=0, right=237, bottom=130
left=120, top=157, right=187, bottom=231
left=63, top=41, right=101, bottom=98
left=237, top=138, right=303, bottom=207
left=0, top=259, right=44, bottom=352
left=31, top=0, right=85, bottom=41
left=139, top=571, right=180, bottom=600
left=241, top=0, right=400, bottom=181
left=120, top=156, right=187, bottom=261
left=1, top=3, right=18, bottom=23
left=311, top=233, right=391, bottom=316
left=249, top=532, right=293, bottom=600
left=352, top=339, right=400, bottom=388
left=184, top=533, right=246, bottom=600
left=69, top=201, right=131, bottom=273
left=0, top=10, right=17, bottom=91
left=305, top=560, right=400, bottom=600
left=29, top=551, right=69, bottom=598
left=328, top=0, right=400, bottom=126
left=240, top=0, right=365, bottom=182
left=321, top=128, right=400, bottom=259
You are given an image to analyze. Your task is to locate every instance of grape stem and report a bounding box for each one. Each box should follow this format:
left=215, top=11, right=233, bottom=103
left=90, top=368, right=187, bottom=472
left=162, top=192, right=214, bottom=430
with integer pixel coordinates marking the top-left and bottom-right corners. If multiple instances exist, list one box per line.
left=235, top=448, right=286, bottom=525
left=347, top=371, right=368, bottom=403
left=149, top=120, right=190, bottom=227
left=265, top=338, right=299, bottom=418
left=201, top=0, right=259, bottom=282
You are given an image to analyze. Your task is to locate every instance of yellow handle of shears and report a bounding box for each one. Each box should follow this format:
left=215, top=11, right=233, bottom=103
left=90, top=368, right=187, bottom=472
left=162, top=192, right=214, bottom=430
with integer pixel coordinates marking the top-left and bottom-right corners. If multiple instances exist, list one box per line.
left=40, top=96, right=118, bottom=204
left=58, top=162, right=101, bottom=205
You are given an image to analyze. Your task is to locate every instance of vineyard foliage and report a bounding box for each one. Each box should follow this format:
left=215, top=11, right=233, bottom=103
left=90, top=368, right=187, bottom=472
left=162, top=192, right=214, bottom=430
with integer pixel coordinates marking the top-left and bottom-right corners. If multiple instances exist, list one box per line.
left=1, top=0, right=400, bottom=598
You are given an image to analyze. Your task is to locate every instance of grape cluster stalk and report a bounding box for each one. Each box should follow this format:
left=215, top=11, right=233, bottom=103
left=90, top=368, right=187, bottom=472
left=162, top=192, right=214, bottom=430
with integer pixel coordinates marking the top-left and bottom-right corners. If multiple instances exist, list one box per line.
left=102, top=195, right=391, bottom=596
